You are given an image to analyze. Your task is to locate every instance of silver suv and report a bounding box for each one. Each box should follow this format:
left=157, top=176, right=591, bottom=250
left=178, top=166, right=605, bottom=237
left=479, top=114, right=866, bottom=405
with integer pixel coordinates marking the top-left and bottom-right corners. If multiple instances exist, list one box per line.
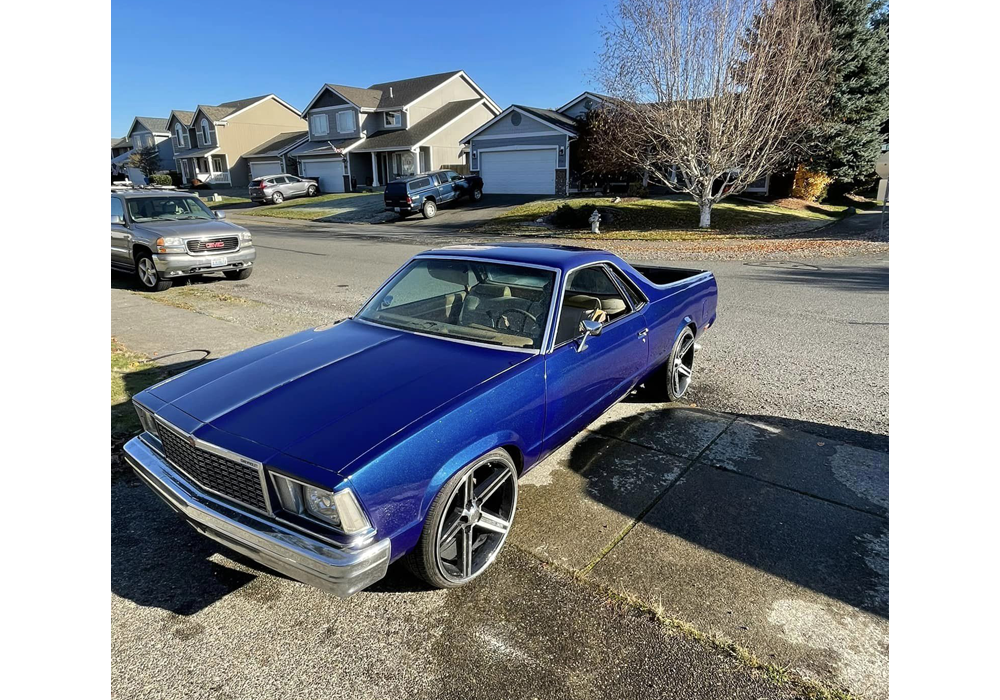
left=111, top=191, right=256, bottom=292
left=249, top=174, right=319, bottom=204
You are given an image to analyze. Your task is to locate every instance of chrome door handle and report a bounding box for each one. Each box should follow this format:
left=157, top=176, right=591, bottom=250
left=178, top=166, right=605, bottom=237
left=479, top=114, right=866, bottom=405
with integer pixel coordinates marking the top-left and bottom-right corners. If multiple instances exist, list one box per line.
left=637, top=328, right=649, bottom=339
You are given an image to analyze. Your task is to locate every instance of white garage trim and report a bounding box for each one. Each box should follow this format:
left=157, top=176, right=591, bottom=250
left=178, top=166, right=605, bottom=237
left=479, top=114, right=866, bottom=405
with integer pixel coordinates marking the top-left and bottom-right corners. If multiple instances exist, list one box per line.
left=480, top=147, right=558, bottom=195
left=249, top=160, right=282, bottom=179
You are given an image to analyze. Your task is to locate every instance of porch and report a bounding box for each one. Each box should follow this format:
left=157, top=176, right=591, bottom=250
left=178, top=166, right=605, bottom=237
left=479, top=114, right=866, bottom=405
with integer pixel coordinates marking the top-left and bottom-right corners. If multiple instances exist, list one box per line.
left=356, top=147, right=432, bottom=188
left=176, top=153, right=231, bottom=187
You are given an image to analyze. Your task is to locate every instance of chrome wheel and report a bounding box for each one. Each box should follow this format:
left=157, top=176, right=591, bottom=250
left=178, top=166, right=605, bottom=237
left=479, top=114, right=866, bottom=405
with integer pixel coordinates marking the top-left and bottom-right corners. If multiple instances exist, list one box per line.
left=434, top=456, right=517, bottom=584
left=137, top=256, right=158, bottom=288
left=670, top=328, right=695, bottom=398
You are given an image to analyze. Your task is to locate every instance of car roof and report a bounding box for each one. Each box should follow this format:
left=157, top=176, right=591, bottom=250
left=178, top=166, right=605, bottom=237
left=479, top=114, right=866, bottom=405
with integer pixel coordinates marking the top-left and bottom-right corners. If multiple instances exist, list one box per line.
left=417, top=244, right=617, bottom=272
left=113, top=190, right=198, bottom=199
left=388, top=170, right=454, bottom=183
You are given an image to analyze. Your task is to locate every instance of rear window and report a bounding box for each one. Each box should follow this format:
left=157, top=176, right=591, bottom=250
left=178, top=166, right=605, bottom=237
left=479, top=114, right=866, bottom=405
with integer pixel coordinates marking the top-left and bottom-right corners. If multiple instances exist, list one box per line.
left=385, top=182, right=408, bottom=196
left=408, top=178, right=432, bottom=191
left=252, top=178, right=268, bottom=186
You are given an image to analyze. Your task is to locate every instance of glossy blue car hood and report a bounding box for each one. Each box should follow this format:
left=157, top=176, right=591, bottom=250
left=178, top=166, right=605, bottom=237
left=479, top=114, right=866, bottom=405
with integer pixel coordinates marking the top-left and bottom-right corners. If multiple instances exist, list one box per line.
left=147, top=320, right=528, bottom=474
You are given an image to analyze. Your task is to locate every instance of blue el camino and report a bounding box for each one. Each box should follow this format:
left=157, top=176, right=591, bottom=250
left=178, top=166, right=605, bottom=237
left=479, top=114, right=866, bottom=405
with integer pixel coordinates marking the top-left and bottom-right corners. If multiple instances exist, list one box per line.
left=125, top=244, right=718, bottom=597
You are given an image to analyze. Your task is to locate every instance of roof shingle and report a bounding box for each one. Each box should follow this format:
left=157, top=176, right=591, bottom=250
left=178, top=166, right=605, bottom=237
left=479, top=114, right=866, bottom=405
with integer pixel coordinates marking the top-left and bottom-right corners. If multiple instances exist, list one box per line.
left=244, top=131, right=309, bottom=158
left=357, top=98, right=482, bottom=150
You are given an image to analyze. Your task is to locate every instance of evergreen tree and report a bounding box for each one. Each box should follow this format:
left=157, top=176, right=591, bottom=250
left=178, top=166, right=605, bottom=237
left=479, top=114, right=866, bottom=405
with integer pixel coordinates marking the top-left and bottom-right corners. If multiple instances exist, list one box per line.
left=809, top=0, right=889, bottom=183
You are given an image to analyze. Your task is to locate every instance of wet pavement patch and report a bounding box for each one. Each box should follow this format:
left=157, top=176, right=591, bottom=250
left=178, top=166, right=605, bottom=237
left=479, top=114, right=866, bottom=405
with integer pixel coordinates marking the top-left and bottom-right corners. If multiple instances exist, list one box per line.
left=588, top=404, right=734, bottom=460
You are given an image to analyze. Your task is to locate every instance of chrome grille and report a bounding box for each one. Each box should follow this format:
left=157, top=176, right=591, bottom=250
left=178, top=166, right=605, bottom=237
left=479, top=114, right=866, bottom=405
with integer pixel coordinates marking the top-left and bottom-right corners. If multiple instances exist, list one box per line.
left=156, top=421, right=268, bottom=512
left=187, top=236, right=239, bottom=253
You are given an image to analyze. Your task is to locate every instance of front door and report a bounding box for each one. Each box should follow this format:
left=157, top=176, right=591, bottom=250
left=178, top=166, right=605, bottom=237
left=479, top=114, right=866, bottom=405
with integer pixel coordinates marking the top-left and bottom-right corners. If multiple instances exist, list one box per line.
left=542, top=265, right=649, bottom=451
left=180, top=159, right=190, bottom=183
left=110, top=196, right=132, bottom=267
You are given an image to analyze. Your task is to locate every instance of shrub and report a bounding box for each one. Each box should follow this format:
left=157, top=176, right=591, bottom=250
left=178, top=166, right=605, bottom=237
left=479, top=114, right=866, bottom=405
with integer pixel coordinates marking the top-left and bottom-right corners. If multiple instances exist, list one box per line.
left=149, top=173, right=173, bottom=186
left=550, top=203, right=597, bottom=229
left=790, top=165, right=833, bottom=202
left=627, top=181, right=649, bottom=198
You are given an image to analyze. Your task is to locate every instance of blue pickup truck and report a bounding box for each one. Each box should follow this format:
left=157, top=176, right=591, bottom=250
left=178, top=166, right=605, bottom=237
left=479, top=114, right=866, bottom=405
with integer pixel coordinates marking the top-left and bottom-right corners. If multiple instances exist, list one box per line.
left=125, top=245, right=718, bottom=597
left=384, top=170, right=484, bottom=219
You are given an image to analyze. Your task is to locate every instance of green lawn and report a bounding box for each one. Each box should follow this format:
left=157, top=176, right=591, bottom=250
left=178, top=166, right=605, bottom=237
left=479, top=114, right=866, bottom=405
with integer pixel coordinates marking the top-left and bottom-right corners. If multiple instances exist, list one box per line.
left=482, top=196, right=848, bottom=240
left=205, top=196, right=251, bottom=208
left=111, top=339, right=168, bottom=443
left=240, top=192, right=383, bottom=221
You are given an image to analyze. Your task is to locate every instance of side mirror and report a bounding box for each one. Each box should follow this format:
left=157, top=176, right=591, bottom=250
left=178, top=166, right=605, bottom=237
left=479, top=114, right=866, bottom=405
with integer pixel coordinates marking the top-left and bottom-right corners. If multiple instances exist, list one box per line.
left=215, top=211, right=226, bottom=219
left=576, top=319, right=604, bottom=353
left=111, top=214, right=124, bottom=225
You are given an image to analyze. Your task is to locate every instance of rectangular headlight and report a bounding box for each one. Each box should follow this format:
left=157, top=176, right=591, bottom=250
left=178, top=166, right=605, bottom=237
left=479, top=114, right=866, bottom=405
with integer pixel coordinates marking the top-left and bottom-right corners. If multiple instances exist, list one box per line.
left=271, top=474, right=371, bottom=535
left=132, top=401, right=159, bottom=437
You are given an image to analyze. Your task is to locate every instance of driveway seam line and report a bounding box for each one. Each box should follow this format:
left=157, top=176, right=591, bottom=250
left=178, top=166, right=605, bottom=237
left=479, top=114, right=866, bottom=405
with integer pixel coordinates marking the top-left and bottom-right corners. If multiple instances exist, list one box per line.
left=578, top=414, right=739, bottom=577
left=703, top=462, right=888, bottom=519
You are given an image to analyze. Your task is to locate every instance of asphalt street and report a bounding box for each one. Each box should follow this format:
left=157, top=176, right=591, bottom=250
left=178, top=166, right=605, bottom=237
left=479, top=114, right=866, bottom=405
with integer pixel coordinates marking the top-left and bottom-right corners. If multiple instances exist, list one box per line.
left=111, top=217, right=889, bottom=699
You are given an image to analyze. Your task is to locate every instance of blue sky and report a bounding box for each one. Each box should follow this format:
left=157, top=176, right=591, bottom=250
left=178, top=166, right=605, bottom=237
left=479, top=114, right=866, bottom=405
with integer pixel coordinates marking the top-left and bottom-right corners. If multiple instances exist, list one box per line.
left=111, top=0, right=610, bottom=137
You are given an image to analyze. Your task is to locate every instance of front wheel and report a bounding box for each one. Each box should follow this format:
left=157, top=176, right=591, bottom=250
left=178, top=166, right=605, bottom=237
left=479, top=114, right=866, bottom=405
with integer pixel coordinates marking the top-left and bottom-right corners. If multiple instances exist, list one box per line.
left=422, top=200, right=437, bottom=219
left=664, top=326, right=696, bottom=401
left=471, top=188, right=483, bottom=202
left=135, top=252, right=171, bottom=292
left=224, top=268, right=252, bottom=281
left=406, top=449, right=518, bottom=589
left=307, top=185, right=318, bottom=196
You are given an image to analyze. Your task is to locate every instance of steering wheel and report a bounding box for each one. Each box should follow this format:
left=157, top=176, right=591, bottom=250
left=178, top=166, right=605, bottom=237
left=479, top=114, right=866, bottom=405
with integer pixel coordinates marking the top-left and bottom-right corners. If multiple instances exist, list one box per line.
left=495, top=308, right=539, bottom=335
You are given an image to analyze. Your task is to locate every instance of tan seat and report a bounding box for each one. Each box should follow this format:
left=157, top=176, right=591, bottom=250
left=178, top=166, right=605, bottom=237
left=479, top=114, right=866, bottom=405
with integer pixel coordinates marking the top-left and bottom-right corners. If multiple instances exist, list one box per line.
left=556, top=294, right=602, bottom=344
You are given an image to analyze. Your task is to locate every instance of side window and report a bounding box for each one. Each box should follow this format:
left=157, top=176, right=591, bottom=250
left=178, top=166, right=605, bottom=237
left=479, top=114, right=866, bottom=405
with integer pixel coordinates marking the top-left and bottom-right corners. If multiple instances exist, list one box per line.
left=554, top=266, right=631, bottom=345
left=608, top=266, right=646, bottom=309
left=111, top=197, right=124, bottom=221
left=409, top=178, right=431, bottom=191
left=447, top=171, right=462, bottom=181
left=435, top=173, right=450, bottom=186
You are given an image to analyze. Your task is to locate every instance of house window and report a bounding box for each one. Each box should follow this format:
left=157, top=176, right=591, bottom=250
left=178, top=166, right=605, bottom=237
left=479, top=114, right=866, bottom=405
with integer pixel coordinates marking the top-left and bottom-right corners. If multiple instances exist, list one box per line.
left=384, top=111, right=401, bottom=127
left=201, top=118, right=212, bottom=145
left=336, top=110, right=356, bottom=133
left=310, top=113, right=329, bottom=136
left=174, top=124, right=185, bottom=148
left=212, top=156, right=226, bottom=172
left=180, top=160, right=190, bottom=180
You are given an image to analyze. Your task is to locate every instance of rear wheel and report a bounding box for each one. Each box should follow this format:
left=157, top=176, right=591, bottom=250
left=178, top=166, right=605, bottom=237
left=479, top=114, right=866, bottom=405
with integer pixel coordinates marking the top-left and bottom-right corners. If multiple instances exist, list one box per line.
left=406, top=449, right=518, bottom=588
left=271, top=191, right=284, bottom=204
left=663, top=326, right=696, bottom=401
left=224, top=268, right=253, bottom=281
left=422, top=200, right=437, bottom=219
left=134, top=252, right=171, bottom=292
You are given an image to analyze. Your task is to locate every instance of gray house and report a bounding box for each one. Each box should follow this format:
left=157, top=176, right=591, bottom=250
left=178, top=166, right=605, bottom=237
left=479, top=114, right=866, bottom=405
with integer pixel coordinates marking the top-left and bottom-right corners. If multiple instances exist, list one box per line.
left=114, top=116, right=176, bottom=185
left=290, top=70, right=500, bottom=193
left=459, top=92, right=611, bottom=195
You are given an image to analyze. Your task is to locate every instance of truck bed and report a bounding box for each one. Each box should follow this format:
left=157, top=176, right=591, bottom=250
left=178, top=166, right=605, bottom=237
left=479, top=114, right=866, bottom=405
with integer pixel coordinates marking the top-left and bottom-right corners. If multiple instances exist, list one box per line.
left=631, top=265, right=708, bottom=287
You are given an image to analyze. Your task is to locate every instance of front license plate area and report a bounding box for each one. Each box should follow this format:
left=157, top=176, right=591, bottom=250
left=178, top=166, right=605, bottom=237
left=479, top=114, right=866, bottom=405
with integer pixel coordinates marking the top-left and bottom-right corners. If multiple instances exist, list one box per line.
left=211, top=257, right=228, bottom=268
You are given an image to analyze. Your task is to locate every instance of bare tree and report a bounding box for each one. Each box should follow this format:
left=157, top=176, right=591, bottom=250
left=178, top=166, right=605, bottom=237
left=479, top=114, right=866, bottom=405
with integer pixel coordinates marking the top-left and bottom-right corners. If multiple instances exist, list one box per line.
left=590, top=0, right=830, bottom=227
left=127, top=146, right=162, bottom=179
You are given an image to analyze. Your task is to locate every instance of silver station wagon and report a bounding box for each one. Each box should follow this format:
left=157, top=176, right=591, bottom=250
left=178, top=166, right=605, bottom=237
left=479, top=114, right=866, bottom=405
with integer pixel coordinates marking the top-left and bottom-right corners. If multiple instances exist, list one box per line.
left=111, top=191, right=256, bottom=292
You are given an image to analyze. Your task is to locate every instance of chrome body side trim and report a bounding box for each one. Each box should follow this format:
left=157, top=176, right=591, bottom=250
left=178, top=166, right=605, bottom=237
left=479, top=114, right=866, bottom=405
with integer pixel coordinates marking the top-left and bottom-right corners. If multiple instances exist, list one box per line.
left=124, top=437, right=391, bottom=598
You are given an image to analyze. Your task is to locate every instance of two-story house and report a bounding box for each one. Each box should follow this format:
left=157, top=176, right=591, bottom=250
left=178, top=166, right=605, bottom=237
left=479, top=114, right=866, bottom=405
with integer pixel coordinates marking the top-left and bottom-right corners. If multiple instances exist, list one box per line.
left=168, top=95, right=305, bottom=188
left=289, top=71, right=500, bottom=193
left=115, top=116, right=176, bottom=184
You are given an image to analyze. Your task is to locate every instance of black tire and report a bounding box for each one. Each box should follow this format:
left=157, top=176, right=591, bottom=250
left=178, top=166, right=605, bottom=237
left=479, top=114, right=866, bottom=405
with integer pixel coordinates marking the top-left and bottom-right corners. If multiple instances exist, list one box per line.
left=134, top=251, right=172, bottom=292
left=406, top=448, right=518, bottom=589
left=422, top=199, right=437, bottom=219
left=271, top=191, right=284, bottom=204
left=663, top=326, right=696, bottom=402
left=307, top=185, right=318, bottom=196
left=471, top=188, right=483, bottom=202
left=224, top=268, right=253, bottom=281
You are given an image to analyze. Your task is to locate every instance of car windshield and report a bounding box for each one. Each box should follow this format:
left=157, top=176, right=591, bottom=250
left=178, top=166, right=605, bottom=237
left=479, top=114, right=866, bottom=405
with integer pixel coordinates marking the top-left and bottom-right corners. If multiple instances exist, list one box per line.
left=126, top=196, right=214, bottom=222
left=357, top=259, right=556, bottom=350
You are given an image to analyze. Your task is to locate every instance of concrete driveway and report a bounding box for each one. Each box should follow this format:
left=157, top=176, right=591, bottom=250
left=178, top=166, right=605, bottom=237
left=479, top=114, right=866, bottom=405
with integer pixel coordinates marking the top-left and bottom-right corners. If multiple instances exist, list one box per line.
left=376, top=193, right=543, bottom=230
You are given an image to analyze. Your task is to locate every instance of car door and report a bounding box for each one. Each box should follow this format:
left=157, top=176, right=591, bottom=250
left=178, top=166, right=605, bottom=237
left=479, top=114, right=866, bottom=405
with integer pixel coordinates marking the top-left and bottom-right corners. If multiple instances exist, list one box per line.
left=542, top=264, right=649, bottom=452
left=434, top=173, right=456, bottom=203
left=285, top=176, right=307, bottom=197
left=110, top=196, right=133, bottom=267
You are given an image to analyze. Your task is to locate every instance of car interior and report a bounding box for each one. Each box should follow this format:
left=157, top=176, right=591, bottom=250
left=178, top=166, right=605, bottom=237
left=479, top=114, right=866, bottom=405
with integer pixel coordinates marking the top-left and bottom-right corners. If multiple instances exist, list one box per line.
left=360, top=260, right=635, bottom=351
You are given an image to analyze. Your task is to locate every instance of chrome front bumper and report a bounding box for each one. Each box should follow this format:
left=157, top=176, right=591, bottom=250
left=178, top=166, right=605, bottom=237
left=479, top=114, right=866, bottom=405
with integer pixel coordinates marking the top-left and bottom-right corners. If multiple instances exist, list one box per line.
left=123, top=436, right=391, bottom=598
left=153, top=246, right=256, bottom=277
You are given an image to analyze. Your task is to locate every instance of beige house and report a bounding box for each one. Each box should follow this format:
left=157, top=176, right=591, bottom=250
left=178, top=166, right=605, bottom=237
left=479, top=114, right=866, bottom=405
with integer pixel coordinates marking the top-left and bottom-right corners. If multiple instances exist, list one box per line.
left=168, top=95, right=305, bottom=188
left=290, top=71, right=500, bottom=192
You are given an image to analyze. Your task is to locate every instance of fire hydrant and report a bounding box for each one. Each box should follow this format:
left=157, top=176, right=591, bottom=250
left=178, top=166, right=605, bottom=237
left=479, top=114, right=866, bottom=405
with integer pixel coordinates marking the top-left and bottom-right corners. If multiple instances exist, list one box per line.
left=589, top=209, right=601, bottom=234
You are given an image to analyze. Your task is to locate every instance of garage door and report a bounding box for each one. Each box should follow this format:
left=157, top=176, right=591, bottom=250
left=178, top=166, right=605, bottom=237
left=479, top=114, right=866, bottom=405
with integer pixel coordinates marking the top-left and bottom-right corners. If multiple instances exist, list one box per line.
left=300, top=159, right=345, bottom=193
left=481, top=148, right=556, bottom=195
left=249, top=160, right=282, bottom=179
